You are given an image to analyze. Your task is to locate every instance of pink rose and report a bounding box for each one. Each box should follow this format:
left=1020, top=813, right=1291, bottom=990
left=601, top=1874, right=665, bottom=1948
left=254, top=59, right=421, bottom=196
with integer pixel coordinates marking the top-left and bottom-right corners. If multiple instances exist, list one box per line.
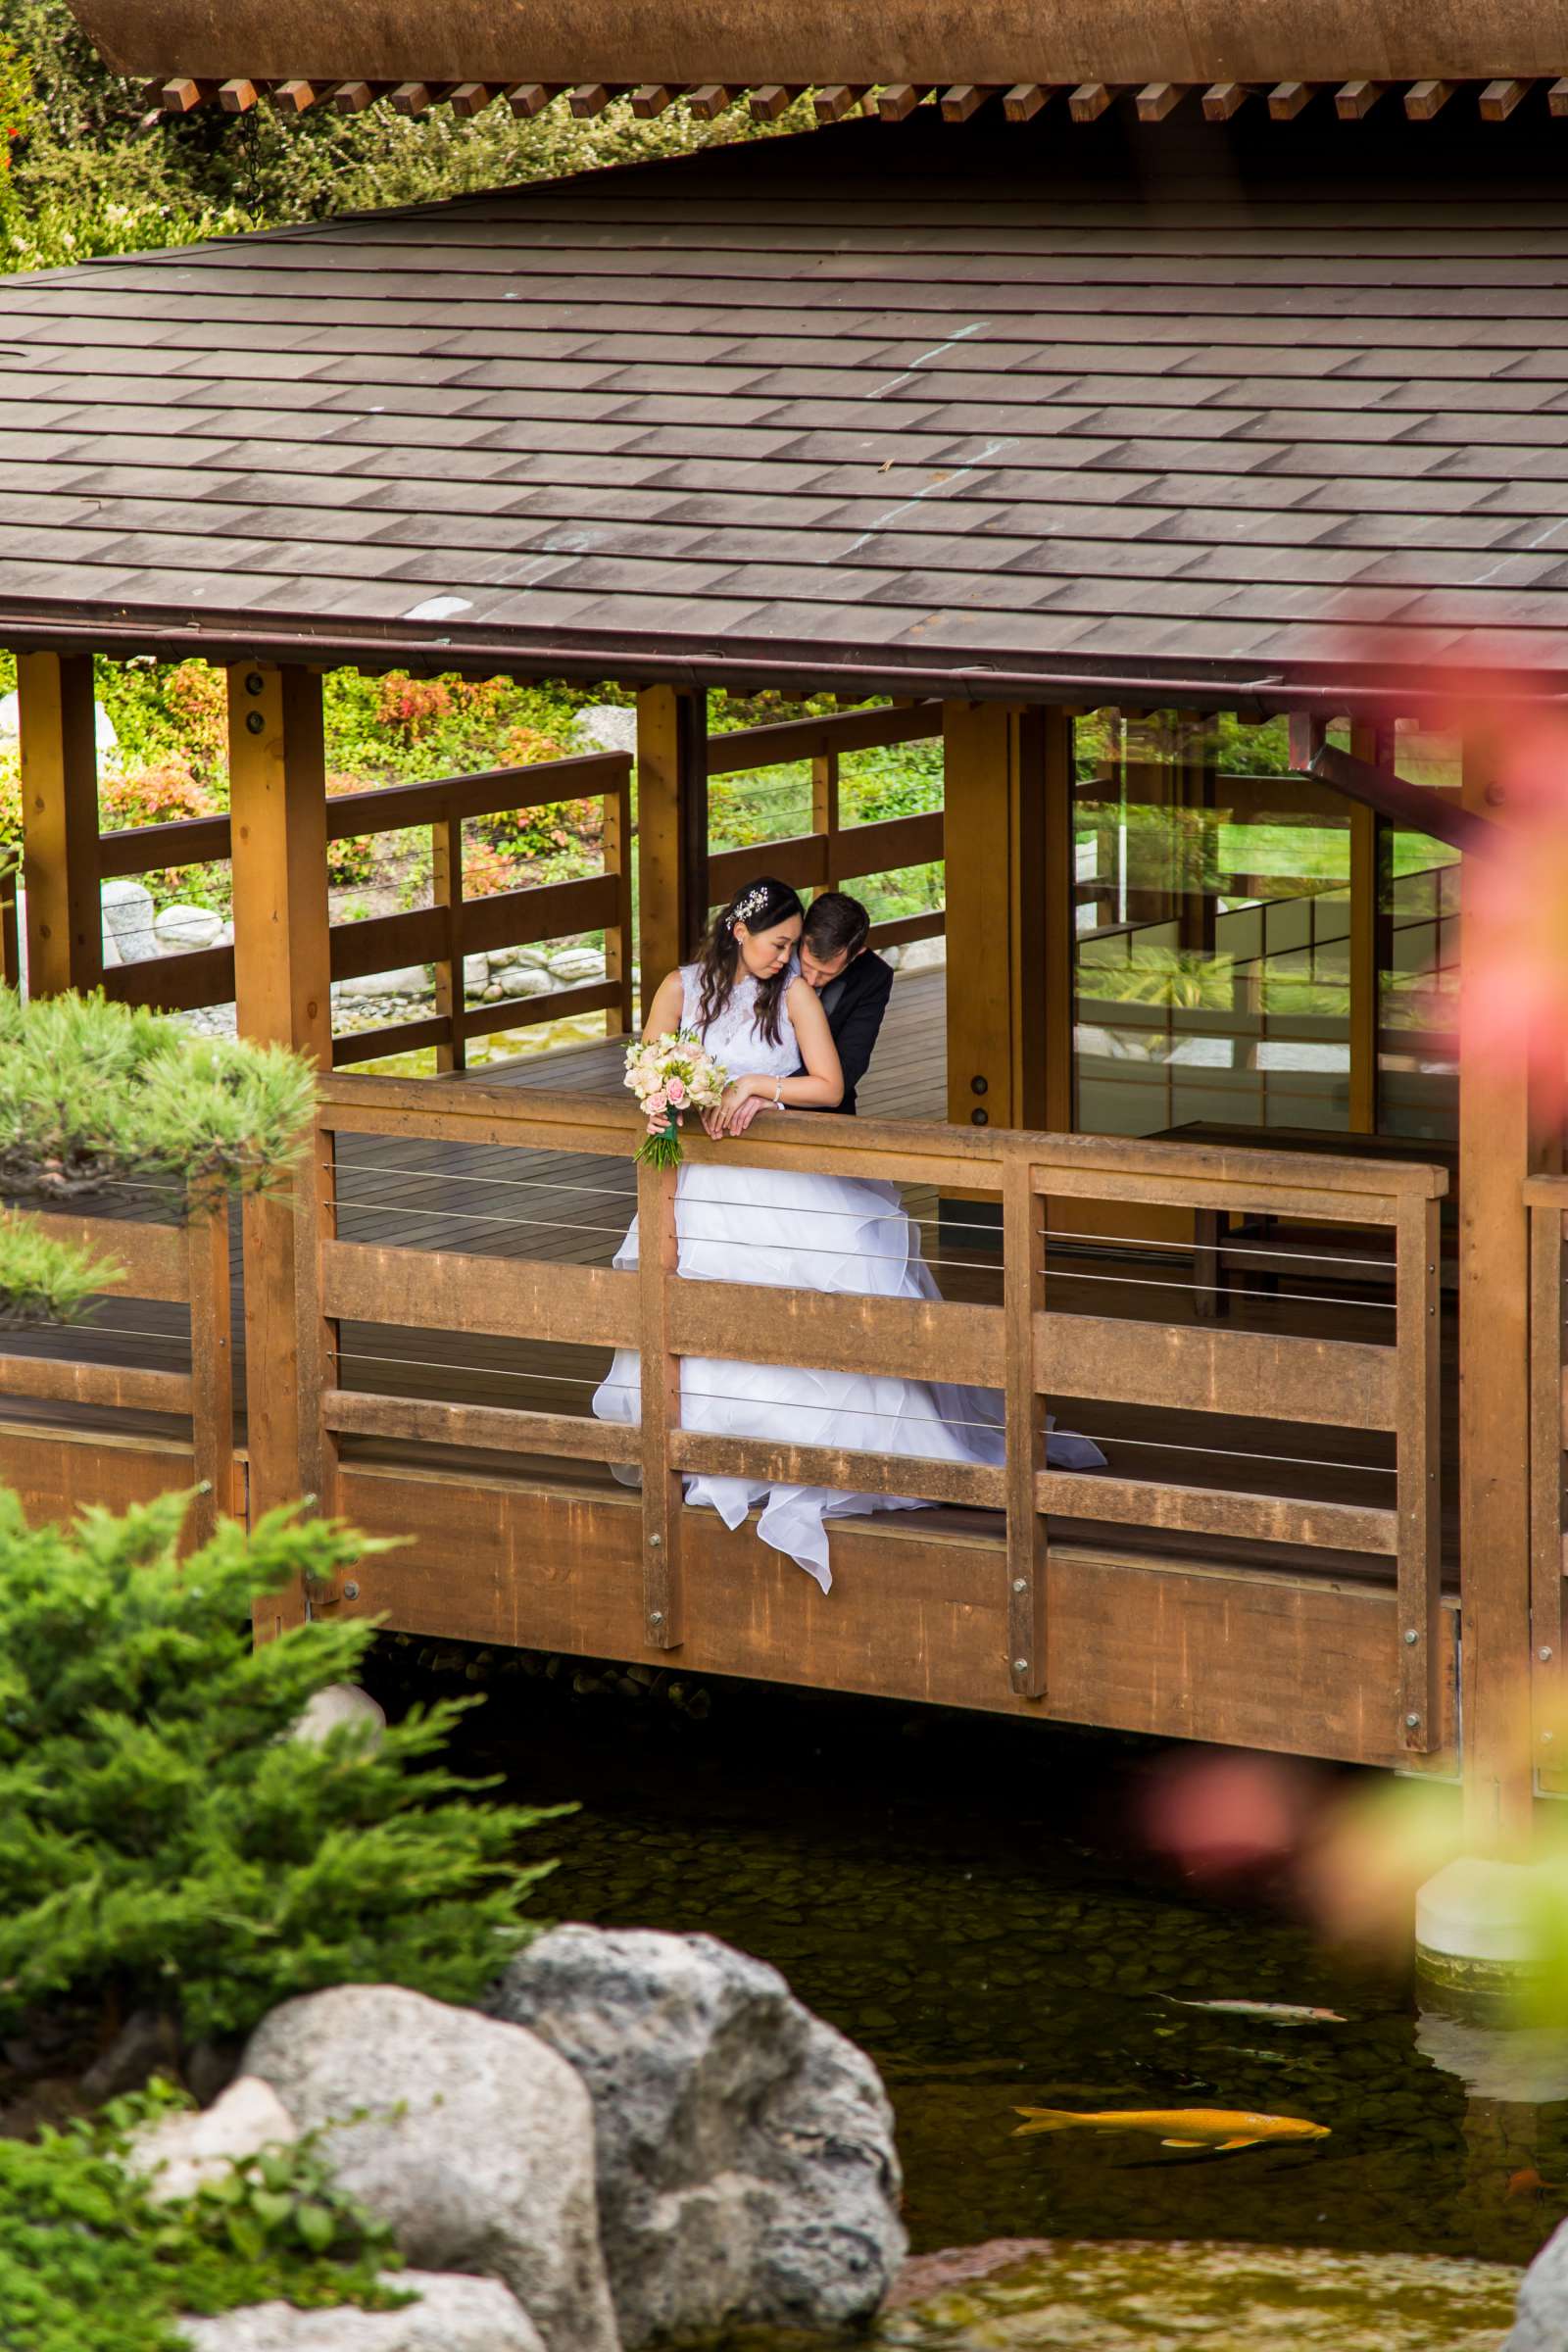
left=665, top=1077, right=687, bottom=1107
left=645, top=1090, right=668, bottom=1119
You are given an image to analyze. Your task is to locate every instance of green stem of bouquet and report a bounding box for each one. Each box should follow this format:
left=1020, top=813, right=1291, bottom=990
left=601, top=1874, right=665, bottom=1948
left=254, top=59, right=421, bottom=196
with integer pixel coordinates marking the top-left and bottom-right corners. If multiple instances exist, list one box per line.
left=635, top=1113, right=684, bottom=1170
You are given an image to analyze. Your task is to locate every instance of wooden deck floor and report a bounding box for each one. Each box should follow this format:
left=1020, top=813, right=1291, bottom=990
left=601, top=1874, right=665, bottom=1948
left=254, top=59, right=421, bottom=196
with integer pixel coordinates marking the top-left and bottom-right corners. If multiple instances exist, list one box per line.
left=0, top=965, right=1457, bottom=1599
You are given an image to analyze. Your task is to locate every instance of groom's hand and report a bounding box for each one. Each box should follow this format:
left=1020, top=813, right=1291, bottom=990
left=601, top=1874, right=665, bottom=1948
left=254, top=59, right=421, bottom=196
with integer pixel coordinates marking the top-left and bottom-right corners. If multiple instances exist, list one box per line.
left=725, top=1094, right=768, bottom=1136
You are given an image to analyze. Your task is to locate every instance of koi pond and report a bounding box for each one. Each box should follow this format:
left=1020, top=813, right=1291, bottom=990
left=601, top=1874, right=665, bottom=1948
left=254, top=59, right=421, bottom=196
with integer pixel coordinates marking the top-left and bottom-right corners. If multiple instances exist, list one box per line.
left=377, top=1643, right=1551, bottom=2350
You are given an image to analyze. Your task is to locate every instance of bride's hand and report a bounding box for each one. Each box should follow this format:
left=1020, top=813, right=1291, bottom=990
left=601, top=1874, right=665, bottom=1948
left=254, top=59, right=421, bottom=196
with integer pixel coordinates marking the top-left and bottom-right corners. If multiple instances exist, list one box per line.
left=711, top=1075, right=767, bottom=1137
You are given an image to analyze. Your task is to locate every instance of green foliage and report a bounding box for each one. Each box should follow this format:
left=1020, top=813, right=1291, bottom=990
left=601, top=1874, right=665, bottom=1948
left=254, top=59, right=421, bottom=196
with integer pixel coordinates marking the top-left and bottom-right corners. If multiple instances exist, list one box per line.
left=0, top=1205, right=122, bottom=1327
left=0, top=2088, right=406, bottom=2352
left=0, top=1487, right=563, bottom=2041
left=0, top=988, right=314, bottom=1205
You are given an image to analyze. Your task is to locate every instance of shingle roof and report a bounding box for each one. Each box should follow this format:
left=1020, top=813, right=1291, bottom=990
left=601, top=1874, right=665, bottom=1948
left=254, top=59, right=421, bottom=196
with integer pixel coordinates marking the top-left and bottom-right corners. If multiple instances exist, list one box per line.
left=6, top=106, right=1568, bottom=706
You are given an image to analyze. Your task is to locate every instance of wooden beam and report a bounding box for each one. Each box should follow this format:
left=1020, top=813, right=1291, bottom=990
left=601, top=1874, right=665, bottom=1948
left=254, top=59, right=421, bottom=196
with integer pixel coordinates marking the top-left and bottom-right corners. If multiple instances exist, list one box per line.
left=941, top=84, right=1001, bottom=122
left=942, top=703, right=1048, bottom=1135
left=1005, top=1148, right=1048, bottom=1698
left=219, top=78, right=262, bottom=113
left=638, top=1156, right=684, bottom=1649
left=17, top=651, right=102, bottom=997
left=1003, top=83, right=1054, bottom=121
left=1405, top=79, right=1455, bottom=120
left=1348, top=721, right=1391, bottom=1136
left=1202, top=81, right=1256, bottom=121
left=1336, top=79, right=1387, bottom=119
left=1549, top=77, right=1568, bottom=117
left=1480, top=76, right=1533, bottom=122
left=1042, top=710, right=1075, bottom=1136
left=636, top=685, right=708, bottom=1016
left=450, top=83, right=499, bottom=116
left=1396, top=1192, right=1443, bottom=1752
left=331, top=81, right=380, bottom=112
left=389, top=81, right=453, bottom=115
left=507, top=83, right=563, bottom=116
left=877, top=84, right=935, bottom=121
left=1068, top=82, right=1120, bottom=122
left=688, top=84, right=737, bottom=119
left=568, top=84, right=614, bottom=118
left=1136, top=81, right=1188, bottom=122
left=1268, top=79, right=1319, bottom=118
left=227, top=662, right=330, bottom=1537
left=632, top=84, right=674, bottom=117
left=160, top=77, right=218, bottom=112
left=273, top=80, right=320, bottom=114
left=813, top=85, right=867, bottom=121
left=749, top=85, right=801, bottom=120
left=1458, top=729, right=1537, bottom=1849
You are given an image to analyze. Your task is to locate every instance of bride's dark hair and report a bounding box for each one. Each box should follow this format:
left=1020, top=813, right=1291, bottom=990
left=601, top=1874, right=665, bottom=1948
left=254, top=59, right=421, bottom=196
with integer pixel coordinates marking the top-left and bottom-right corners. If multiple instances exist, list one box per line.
left=696, top=875, right=805, bottom=1049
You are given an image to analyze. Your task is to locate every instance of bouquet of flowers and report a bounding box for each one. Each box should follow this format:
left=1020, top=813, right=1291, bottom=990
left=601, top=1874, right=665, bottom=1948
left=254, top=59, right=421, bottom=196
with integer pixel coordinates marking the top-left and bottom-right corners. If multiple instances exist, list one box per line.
left=623, top=1028, right=729, bottom=1168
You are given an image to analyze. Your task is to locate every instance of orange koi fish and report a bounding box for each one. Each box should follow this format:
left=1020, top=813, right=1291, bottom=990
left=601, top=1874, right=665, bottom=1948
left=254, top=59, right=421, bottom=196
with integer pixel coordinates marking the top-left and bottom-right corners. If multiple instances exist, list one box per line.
left=1013, top=2104, right=1330, bottom=2151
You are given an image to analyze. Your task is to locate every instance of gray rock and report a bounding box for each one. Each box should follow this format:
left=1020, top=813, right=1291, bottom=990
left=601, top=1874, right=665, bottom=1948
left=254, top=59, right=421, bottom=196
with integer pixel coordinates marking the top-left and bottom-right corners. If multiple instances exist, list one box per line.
left=1507, top=2216, right=1568, bottom=2350
left=573, top=704, right=637, bottom=758
left=489, top=946, right=551, bottom=972
left=291, top=1683, right=386, bottom=1747
left=494, top=964, right=555, bottom=999
left=547, top=949, right=606, bottom=986
left=178, top=2274, right=545, bottom=2352
left=898, top=935, right=946, bottom=974
left=488, top=1926, right=906, bottom=2345
left=352, top=964, right=431, bottom=999
left=465, top=954, right=490, bottom=990
left=130, top=2075, right=297, bottom=2205
left=244, top=1985, right=616, bottom=2352
left=101, top=876, right=160, bottom=964
left=154, top=903, right=224, bottom=953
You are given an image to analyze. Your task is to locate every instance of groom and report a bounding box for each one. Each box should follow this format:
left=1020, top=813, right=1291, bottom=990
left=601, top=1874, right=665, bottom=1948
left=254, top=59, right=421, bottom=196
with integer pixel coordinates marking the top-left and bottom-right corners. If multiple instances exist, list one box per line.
left=728, top=891, right=896, bottom=1131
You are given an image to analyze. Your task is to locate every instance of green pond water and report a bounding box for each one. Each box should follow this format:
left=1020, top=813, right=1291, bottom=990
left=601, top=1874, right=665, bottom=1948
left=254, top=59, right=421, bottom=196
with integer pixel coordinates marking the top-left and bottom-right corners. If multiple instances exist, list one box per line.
left=383, top=1647, right=1549, bottom=2346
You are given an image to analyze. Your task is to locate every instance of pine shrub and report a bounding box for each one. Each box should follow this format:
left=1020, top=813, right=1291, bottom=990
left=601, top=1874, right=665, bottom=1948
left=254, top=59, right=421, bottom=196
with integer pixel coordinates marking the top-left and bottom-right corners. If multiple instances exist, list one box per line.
left=0, top=1489, right=562, bottom=2044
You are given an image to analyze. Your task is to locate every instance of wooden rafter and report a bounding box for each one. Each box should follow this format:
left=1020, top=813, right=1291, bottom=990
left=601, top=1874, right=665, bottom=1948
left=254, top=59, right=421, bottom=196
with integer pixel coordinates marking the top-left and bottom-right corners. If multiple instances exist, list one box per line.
left=1003, top=83, right=1055, bottom=120
left=1068, top=81, right=1120, bottom=122
left=1136, top=81, right=1187, bottom=122
left=1405, top=79, right=1454, bottom=120
left=1268, top=80, right=1318, bottom=118
left=507, top=83, right=562, bottom=116
left=450, top=83, right=499, bottom=116
left=940, top=84, right=1002, bottom=121
left=688, top=85, right=737, bottom=119
left=568, top=83, right=616, bottom=118
left=1479, top=76, right=1532, bottom=121
left=160, top=76, right=218, bottom=112
left=273, top=80, right=320, bottom=114
left=814, top=85, right=867, bottom=120
left=632, top=84, right=674, bottom=117
left=219, top=77, right=263, bottom=112
left=877, top=84, right=935, bottom=121
left=749, top=85, right=801, bottom=120
left=1336, top=79, right=1387, bottom=119
left=1202, top=81, right=1256, bottom=121
left=1550, top=77, right=1568, bottom=116
left=330, top=80, right=380, bottom=112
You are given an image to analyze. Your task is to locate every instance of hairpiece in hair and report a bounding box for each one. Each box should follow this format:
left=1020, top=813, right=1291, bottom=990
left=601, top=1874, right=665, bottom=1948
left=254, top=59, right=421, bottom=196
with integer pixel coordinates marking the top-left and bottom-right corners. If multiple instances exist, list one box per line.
left=729, top=882, right=772, bottom=930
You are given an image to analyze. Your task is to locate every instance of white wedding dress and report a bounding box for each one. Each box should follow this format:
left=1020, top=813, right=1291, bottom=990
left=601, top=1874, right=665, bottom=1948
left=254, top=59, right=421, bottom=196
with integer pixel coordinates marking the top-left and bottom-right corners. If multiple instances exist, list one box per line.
left=591, top=962, right=1104, bottom=1591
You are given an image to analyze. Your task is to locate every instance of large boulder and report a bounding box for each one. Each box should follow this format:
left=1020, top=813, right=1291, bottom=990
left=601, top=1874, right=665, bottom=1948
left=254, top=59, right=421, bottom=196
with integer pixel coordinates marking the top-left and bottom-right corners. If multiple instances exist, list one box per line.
left=179, top=2274, right=545, bottom=2352
left=243, top=1986, right=616, bottom=2352
left=1506, top=2216, right=1568, bottom=2350
left=488, top=1927, right=906, bottom=2345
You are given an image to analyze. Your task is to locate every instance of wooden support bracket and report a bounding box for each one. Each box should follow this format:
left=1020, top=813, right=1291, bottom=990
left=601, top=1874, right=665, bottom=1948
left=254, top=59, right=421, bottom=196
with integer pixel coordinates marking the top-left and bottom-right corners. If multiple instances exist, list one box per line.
left=161, top=77, right=219, bottom=112
left=1068, top=81, right=1121, bottom=122
left=1336, top=79, right=1387, bottom=119
left=273, top=80, right=321, bottom=113
left=688, top=84, right=737, bottom=119
left=568, top=84, right=615, bottom=117
left=1480, top=77, right=1533, bottom=122
left=1268, top=80, right=1319, bottom=118
left=877, top=84, right=935, bottom=121
left=220, top=78, right=263, bottom=113
left=1550, top=77, right=1568, bottom=117
left=1405, top=79, right=1454, bottom=120
left=1202, top=81, right=1257, bottom=121
left=507, top=83, right=563, bottom=116
left=814, top=85, right=867, bottom=121
left=451, top=83, right=499, bottom=116
left=750, top=85, right=801, bottom=120
left=1003, top=83, right=1056, bottom=121
left=632, top=84, right=674, bottom=117
left=941, top=85, right=1002, bottom=122
left=331, top=81, right=382, bottom=112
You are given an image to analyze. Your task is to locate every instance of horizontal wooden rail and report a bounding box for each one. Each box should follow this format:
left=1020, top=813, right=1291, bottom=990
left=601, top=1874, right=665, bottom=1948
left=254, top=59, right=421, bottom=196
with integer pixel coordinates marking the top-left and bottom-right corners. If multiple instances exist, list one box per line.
left=1038, top=1469, right=1398, bottom=1555
left=0, top=1350, right=191, bottom=1417
left=707, top=703, right=941, bottom=773
left=708, top=809, right=944, bottom=905
left=669, top=1428, right=1004, bottom=1509
left=322, top=1388, right=640, bottom=1465
left=20, top=1210, right=189, bottom=1302
left=319, top=1238, right=638, bottom=1349
left=668, top=1283, right=1002, bottom=1390
left=1037, top=1311, right=1397, bottom=1430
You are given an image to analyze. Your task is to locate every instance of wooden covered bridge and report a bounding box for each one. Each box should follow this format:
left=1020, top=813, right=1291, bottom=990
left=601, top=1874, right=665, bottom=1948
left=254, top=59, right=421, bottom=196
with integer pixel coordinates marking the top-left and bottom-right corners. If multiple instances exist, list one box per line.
left=3, top=40, right=1568, bottom=1838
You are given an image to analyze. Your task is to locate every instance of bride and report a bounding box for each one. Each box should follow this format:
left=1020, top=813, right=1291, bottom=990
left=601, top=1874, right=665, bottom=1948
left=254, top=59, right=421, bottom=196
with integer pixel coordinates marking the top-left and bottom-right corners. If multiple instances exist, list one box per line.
left=592, top=876, right=1103, bottom=1590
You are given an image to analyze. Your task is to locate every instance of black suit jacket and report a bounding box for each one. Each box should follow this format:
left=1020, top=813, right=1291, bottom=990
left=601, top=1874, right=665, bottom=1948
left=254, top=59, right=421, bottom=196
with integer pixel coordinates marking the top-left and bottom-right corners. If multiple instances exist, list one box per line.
left=798, top=950, right=895, bottom=1115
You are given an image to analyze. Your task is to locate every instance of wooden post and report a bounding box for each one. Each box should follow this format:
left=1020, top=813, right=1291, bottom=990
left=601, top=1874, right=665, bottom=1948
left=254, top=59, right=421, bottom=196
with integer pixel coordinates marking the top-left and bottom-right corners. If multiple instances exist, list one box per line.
left=17, top=651, right=102, bottom=995
left=228, top=662, right=331, bottom=1579
left=1395, top=1192, right=1442, bottom=1749
left=1173, top=710, right=1217, bottom=956
left=1042, top=710, right=1075, bottom=1134
left=1348, top=721, right=1391, bottom=1135
left=293, top=1111, right=341, bottom=1531
left=186, top=1181, right=236, bottom=1547
left=942, top=702, right=1051, bottom=1135
left=812, top=748, right=841, bottom=892
left=604, top=765, right=635, bottom=1035
left=1528, top=1194, right=1565, bottom=1784
left=636, top=1154, right=684, bottom=1648
left=1458, top=731, right=1536, bottom=1846
left=431, top=811, right=466, bottom=1072
left=636, top=685, right=708, bottom=1017
left=1004, top=1146, right=1047, bottom=1695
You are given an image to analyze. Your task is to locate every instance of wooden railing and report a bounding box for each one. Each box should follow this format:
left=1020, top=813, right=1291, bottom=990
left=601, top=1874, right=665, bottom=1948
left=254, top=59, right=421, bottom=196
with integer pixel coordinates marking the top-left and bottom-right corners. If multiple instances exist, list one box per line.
left=0, top=1196, right=234, bottom=1541
left=96, top=749, right=635, bottom=1067
left=295, top=1075, right=1445, bottom=1746
left=705, top=701, right=945, bottom=952
left=1526, top=1175, right=1568, bottom=1783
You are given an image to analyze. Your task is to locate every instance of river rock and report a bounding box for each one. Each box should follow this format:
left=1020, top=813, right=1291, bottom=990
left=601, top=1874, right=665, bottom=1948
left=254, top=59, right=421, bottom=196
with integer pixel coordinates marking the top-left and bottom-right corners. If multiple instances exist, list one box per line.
left=291, top=1683, right=386, bottom=1747
left=101, top=876, right=160, bottom=964
left=130, top=2076, right=297, bottom=2204
left=547, top=948, right=606, bottom=986
left=352, top=964, right=431, bottom=999
left=243, top=1985, right=615, bottom=2352
left=493, top=964, right=554, bottom=999
left=1505, top=2215, right=1568, bottom=2350
left=488, top=1925, right=906, bottom=2344
left=899, top=936, right=946, bottom=974
left=178, top=2274, right=545, bottom=2352
left=154, top=903, right=224, bottom=954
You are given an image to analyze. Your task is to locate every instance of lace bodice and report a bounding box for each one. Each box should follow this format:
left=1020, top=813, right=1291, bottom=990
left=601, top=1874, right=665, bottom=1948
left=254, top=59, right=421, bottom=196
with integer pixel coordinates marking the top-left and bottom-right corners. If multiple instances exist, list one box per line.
left=679, top=962, right=800, bottom=1080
